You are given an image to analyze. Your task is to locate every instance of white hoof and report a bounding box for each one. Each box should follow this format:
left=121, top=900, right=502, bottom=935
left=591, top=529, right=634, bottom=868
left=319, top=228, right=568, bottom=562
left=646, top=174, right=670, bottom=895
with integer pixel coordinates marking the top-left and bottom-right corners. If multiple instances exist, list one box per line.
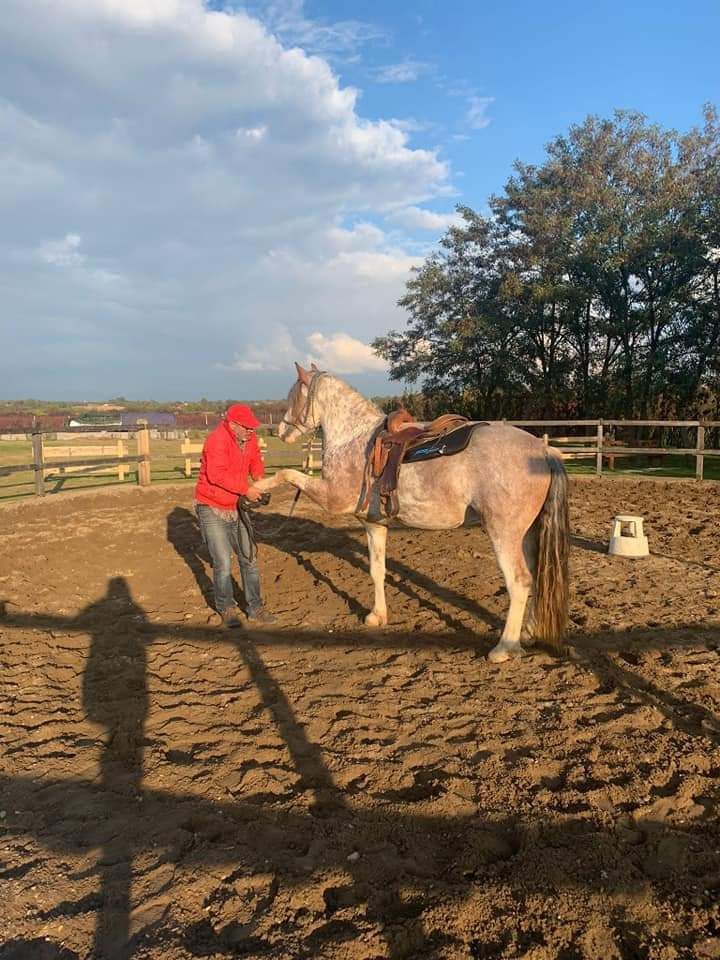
left=488, top=641, right=523, bottom=663
left=365, top=611, right=387, bottom=628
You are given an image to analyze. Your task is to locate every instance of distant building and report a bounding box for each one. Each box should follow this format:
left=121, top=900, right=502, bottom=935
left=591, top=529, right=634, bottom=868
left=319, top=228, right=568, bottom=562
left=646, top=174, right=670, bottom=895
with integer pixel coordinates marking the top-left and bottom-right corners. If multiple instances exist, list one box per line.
left=68, top=417, right=122, bottom=428
left=119, top=412, right=176, bottom=427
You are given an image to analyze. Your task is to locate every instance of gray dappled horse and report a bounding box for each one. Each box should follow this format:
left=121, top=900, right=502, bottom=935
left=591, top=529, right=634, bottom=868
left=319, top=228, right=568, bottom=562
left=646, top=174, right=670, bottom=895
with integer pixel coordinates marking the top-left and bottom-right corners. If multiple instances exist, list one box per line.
left=256, top=364, right=569, bottom=662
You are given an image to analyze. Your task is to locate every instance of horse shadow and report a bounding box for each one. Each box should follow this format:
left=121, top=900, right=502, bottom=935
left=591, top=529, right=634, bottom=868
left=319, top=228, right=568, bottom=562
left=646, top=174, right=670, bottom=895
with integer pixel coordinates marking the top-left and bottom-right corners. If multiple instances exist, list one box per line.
left=166, top=506, right=502, bottom=636
left=255, top=508, right=503, bottom=634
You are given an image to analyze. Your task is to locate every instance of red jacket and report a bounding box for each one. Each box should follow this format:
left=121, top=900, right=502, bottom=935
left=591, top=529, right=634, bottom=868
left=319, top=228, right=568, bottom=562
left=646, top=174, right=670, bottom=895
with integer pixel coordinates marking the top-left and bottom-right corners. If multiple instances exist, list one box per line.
left=194, top=420, right=265, bottom=511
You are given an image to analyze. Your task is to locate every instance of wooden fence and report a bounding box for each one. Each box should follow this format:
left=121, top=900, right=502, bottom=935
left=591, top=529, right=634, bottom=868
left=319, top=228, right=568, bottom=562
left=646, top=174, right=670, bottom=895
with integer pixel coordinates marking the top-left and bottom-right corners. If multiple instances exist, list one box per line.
left=1, top=420, right=718, bottom=498
left=0, top=428, right=325, bottom=497
left=0, top=426, right=151, bottom=496
left=505, top=419, right=720, bottom=480
left=180, top=437, right=268, bottom=477
left=43, top=440, right=130, bottom=482
left=302, top=440, right=323, bottom=474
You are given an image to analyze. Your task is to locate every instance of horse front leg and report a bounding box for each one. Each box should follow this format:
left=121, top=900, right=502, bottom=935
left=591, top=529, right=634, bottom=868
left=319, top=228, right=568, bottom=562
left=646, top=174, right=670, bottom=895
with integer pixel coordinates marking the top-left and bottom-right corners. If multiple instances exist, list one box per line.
left=363, top=521, right=388, bottom=627
left=256, top=469, right=333, bottom=512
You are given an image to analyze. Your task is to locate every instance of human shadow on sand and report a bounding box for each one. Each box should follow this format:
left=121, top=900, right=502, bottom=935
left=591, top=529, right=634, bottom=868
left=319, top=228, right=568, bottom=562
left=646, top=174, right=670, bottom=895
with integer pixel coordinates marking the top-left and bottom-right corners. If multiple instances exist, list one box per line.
left=80, top=577, right=149, bottom=959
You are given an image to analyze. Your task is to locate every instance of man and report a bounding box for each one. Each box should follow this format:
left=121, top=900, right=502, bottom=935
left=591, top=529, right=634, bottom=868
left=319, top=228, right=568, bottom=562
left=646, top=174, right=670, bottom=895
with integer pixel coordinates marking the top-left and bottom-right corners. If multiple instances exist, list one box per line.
left=194, top=403, right=276, bottom=627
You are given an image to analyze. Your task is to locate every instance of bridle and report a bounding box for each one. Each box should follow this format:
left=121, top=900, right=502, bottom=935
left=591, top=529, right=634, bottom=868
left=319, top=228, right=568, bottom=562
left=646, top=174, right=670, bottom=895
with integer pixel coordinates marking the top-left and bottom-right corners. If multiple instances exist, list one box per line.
left=272, top=372, right=327, bottom=529
left=280, top=372, right=326, bottom=434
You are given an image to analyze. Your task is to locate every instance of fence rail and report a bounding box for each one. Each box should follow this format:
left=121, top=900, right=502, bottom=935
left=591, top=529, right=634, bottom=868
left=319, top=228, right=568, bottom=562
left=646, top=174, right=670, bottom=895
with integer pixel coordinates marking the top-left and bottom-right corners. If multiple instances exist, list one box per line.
left=1, top=419, right=718, bottom=499
left=506, top=419, right=720, bottom=427
left=0, top=427, right=320, bottom=498
left=504, top=419, right=719, bottom=480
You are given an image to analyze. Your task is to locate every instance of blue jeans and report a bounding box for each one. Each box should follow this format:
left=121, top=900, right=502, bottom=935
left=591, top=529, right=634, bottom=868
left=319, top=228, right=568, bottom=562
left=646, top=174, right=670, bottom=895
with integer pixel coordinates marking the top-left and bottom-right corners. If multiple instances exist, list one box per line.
left=196, top=504, right=263, bottom=615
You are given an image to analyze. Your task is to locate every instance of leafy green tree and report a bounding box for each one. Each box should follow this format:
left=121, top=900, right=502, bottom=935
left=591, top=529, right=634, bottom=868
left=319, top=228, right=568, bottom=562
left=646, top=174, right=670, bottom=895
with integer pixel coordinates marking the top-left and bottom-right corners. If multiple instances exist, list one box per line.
left=377, top=107, right=720, bottom=422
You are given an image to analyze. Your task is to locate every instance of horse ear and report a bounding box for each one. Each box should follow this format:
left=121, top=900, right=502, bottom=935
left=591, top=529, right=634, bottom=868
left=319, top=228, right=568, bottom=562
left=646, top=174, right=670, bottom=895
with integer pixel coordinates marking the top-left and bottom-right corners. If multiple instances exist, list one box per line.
left=295, top=361, right=310, bottom=385
left=310, top=362, right=320, bottom=373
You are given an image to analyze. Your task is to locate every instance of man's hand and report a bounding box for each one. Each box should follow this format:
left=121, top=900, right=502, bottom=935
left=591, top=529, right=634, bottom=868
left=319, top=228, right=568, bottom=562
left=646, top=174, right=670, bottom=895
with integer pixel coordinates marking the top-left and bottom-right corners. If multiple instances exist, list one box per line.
left=245, top=485, right=263, bottom=502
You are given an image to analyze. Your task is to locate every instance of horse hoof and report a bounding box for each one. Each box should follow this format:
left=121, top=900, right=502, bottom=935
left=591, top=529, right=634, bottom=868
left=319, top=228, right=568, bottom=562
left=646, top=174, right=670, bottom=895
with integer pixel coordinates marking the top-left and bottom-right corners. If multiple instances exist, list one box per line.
left=488, top=643, right=523, bottom=663
left=487, top=647, right=510, bottom=663
left=365, top=612, right=386, bottom=628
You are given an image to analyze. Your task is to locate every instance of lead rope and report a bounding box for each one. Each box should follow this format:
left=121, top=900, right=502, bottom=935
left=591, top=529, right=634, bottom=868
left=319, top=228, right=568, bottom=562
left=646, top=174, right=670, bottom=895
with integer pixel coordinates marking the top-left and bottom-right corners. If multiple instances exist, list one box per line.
left=239, top=484, right=302, bottom=557
left=287, top=486, right=303, bottom=519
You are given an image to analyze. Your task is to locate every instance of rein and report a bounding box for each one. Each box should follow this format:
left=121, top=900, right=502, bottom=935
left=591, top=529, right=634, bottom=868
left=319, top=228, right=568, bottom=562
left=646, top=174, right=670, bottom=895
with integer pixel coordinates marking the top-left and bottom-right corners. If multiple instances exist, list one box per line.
left=255, top=485, right=303, bottom=542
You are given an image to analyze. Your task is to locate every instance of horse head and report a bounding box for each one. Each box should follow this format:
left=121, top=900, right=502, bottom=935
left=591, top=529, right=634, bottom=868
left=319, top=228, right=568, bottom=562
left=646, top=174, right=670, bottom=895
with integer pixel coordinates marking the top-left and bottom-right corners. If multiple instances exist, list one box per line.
left=277, top=362, right=324, bottom=442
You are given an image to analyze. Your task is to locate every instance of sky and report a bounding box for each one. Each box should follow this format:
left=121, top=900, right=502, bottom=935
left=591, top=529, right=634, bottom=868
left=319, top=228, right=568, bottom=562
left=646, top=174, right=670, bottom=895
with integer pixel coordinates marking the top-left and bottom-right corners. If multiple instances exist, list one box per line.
left=1, top=0, right=719, bottom=402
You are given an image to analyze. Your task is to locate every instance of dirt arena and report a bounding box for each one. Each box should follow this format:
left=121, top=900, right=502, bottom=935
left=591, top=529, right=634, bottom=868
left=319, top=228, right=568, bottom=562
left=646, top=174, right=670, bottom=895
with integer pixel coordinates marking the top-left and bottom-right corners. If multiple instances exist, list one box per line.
left=1, top=477, right=719, bottom=960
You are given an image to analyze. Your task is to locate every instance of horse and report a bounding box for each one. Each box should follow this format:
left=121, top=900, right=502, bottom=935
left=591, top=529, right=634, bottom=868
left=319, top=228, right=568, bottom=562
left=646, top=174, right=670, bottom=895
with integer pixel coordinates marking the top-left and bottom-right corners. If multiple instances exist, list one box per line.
left=256, top=363, right=570, bottom=663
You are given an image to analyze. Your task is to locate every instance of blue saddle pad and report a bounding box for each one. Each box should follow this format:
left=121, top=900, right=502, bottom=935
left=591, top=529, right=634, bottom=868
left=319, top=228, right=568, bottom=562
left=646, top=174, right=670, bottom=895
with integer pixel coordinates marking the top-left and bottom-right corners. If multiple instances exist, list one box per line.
left=402, top=422, right=484, bottom=464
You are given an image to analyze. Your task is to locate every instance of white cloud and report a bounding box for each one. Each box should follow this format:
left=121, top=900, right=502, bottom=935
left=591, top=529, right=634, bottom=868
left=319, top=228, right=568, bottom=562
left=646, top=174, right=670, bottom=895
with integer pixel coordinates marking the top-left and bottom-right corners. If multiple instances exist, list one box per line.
left=224, top=324, right=385, bottom=374
left=35, top=233, right=85, bottom=268
left=466, top=96, right=494, bottom=130
left=388, top=206, right=462, bottom=232
left=326, top=221, right=386, bottom=250
left=0, top=0, right=452, bottom=397
left=307, top=330, right=386, bottom=372
left=374, top=60, right=430, bottom=84
left=244, top=0, right=386, bottom=60
left=228, top=324, right=298, bottom=372
left=386, top=116, right=435, bottom=135
left=236, top=125, right=267, bottom=142
left=328, top=249, right=418, bottom=283
left=257, top=219, right=422, bottom=288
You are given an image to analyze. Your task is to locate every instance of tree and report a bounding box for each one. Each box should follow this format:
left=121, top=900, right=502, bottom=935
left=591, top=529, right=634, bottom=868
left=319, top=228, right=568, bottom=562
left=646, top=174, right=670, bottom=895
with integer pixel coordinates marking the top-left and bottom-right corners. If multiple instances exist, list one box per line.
left=377, top=108, right=720, bottom=421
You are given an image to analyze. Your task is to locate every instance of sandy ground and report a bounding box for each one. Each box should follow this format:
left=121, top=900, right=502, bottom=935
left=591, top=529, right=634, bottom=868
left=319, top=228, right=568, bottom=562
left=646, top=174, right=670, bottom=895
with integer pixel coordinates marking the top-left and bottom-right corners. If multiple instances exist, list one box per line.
left=0, top=477, right=719, bottom=960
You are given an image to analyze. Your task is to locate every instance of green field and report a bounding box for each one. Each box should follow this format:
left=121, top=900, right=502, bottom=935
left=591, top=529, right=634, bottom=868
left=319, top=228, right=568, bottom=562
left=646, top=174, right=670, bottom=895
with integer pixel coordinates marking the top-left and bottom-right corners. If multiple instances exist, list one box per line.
left=564, top=453, right=720, bottom=480
left=0, top=434, right=717, bottom=502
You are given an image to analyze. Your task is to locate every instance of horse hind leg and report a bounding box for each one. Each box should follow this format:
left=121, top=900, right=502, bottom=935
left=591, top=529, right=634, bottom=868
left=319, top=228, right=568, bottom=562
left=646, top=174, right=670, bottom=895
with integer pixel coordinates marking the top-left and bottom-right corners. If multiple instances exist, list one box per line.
left=488, top=529, right=534, bottom=663
left=520, top=522, right=540, bottom=646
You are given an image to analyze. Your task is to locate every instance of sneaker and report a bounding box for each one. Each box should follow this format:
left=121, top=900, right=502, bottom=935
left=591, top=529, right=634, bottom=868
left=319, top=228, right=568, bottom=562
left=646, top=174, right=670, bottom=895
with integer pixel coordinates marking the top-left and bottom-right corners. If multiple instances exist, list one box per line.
left=246, top=608, right=277, bottom=626
left=221, top=607, right=243, bottom=629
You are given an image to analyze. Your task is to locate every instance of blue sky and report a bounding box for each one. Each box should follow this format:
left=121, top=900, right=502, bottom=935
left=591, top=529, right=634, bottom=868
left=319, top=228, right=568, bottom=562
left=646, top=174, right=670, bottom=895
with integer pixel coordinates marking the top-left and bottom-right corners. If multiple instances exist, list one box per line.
left=1, top=0, right=718, bottom=401
left=308, top=0, right=720, bottom=206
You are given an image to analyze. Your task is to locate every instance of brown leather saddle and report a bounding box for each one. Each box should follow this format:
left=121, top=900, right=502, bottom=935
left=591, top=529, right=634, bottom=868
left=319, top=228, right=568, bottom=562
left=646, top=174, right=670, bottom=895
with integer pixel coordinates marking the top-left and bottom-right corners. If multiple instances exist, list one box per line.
left=360, top=407, right=485, bottom=519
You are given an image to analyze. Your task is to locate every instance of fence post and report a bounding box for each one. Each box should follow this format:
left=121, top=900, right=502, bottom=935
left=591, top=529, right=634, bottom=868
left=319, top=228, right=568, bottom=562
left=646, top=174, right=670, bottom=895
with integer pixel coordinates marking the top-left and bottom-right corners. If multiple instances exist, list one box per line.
left=32, top=430, right=45, bottom=496
left=696, top=423, right=705, bottom=481
left=137, top=424, right=151, bottom=486
left=596, top=420, right=603, bottom=476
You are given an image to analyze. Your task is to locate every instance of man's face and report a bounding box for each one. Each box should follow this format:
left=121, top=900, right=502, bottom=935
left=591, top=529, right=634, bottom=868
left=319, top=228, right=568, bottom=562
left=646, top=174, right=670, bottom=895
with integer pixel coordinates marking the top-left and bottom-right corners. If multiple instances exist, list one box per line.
left=229, top=421, right=253, bottom=442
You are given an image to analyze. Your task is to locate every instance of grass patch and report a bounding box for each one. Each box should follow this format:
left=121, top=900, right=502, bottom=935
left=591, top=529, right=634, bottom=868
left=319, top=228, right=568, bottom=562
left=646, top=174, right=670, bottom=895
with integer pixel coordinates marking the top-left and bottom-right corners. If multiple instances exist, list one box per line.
left=565, top=453, right=720, bottom=480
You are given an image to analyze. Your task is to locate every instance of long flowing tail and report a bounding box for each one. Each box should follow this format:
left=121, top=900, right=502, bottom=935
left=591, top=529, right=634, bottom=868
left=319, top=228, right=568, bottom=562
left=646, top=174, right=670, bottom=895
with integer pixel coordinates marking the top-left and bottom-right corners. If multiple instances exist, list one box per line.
left=533, top=450, right=570, bottom=651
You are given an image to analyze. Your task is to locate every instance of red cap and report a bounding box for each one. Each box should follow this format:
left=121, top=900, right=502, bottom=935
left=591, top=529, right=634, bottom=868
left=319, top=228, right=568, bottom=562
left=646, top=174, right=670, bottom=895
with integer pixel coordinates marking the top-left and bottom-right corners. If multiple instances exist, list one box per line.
left=226, top=403, right=261, bottom=428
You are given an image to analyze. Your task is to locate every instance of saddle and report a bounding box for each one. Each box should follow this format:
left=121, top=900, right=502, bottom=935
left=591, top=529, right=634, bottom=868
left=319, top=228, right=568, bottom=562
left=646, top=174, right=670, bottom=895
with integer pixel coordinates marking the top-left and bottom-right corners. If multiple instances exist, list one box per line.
left=361, top=407, right=483, bottom=519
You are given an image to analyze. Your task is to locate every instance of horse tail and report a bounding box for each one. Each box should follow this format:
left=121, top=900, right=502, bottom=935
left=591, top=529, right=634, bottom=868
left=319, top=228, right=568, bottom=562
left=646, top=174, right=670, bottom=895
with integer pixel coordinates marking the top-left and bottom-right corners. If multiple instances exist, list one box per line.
left=533, top=448, right=570, bottom=652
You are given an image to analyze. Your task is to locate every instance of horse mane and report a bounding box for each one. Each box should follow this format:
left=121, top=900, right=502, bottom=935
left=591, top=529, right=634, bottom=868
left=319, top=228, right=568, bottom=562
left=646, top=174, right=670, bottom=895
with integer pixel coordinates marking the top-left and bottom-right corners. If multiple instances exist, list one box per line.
left=315, top=372, right=382, bottom=417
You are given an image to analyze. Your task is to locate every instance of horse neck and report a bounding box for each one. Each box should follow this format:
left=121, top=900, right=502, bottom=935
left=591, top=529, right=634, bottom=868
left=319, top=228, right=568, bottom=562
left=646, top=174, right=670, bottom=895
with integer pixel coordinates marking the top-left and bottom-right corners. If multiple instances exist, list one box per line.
left=314, top=376, right=383, bottom=448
